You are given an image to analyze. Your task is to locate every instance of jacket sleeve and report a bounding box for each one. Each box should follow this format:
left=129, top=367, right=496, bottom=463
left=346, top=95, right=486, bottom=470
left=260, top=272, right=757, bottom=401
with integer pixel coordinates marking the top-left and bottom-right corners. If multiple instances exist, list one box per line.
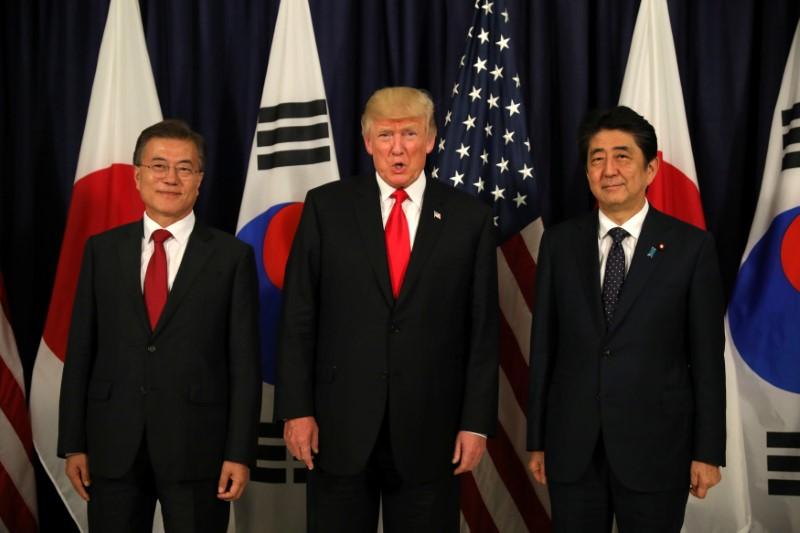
left=57, top=238, right=97, bottom=457
left=527, top=229, right=555, bottom=451
left=460, top=208, right=500, bottom=436
left=687, top=232, right=726, bottom=466
left=224, top=243, right=262, bottom=467
left=274, top=190, right=321, bottom=421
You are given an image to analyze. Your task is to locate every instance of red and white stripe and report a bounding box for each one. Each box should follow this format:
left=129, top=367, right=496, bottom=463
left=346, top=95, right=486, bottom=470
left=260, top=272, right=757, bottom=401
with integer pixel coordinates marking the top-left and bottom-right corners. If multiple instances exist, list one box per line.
left=460, top=219, right=551, bottom=532
left=0, top=274, right=38, bottom=533
left=619, top=0, right=705, bottom=229
left=29, top=0, right=162, bottom=529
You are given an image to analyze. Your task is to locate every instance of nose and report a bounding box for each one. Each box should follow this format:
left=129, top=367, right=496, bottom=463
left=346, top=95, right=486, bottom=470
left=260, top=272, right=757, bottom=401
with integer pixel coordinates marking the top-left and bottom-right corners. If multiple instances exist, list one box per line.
left=162, top=166, right=180, bottom=184
left=603, top=157, right=618, bottom=176
left=390, top=134, right=404, bottom=154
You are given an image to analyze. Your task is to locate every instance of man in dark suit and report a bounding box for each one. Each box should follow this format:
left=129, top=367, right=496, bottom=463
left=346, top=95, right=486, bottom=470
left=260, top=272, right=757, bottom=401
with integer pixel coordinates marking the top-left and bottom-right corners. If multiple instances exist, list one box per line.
left=58, top=120, right=261, bottom=532
left=526, top=106, right=726, bottom=532
left=275, top=86, right=499, bottom=532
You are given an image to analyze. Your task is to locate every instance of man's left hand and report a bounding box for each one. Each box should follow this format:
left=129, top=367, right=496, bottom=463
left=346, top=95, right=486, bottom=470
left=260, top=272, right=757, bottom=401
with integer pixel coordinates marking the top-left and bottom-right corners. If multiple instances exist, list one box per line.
left=217, top=461, right=250, bottom=501
left=452, top=431, right=487, bottom=475
left=689, top=460, right=721, bottom=499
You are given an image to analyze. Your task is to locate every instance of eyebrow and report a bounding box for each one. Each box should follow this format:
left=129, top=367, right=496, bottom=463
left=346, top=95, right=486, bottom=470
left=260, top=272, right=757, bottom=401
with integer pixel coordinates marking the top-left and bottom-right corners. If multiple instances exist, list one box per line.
left=589, top=145, right=632, bottom=156
left=149, top=156, right=195, bottom=165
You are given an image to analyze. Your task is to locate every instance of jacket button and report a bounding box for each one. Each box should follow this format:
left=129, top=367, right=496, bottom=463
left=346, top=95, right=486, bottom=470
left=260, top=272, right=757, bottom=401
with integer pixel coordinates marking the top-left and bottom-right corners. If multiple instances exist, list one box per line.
left=389, top=323, right=400, bottom=333
left=146, top=345, right=156, bottom=353
left=140, top=386, right=147, bottom=395
left=602, top=348, right=611, bottom=358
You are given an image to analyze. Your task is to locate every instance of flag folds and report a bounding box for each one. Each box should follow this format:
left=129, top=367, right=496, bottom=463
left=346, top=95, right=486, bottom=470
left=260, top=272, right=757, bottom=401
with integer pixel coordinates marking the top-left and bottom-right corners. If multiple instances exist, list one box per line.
left=234, top=0, right=339, bottom=530
left=619, top=2, right=751, bottom=531
left=619, top=0, right=705, bottom=229
left=436, top=0, right=549, bottom=530
left=0, top=274, right=38, bottom=532
left=29, top=0, right=162, bottom=528
left=728, top=19, right=800, bottom=533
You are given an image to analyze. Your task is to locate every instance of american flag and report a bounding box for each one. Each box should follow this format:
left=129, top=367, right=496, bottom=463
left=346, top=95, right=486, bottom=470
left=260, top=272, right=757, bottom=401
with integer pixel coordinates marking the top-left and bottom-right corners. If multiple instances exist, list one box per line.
left=0, top=272, right=38, bottom=532
left=435, top=1, right=551, bottom=531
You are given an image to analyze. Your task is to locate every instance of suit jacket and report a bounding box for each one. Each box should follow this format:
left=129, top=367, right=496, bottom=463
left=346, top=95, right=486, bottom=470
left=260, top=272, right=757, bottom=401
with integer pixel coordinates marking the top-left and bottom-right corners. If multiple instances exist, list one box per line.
left=275, top=175, right=499, bottom=483
left=58, top=219, right=261, bottom=481
left=526, top=207, right=725, bottom=491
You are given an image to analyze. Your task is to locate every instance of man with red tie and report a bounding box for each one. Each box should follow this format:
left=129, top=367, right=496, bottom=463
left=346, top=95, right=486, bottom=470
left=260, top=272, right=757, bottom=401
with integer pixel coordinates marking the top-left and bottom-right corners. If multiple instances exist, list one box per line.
left=58, top=120, right=261, bottom=532
left=276, top=87, right=499, bottom=532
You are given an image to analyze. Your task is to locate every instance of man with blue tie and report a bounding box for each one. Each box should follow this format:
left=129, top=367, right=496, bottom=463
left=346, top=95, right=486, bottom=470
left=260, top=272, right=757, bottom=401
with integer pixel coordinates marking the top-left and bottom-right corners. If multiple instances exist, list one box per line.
left=527, top=106, right=726, bottom=532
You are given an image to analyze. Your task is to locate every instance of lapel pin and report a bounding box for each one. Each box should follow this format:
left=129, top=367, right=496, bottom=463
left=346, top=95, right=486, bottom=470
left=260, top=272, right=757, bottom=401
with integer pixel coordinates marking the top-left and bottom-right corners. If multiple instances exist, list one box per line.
left=433, top=210, right=442, bottom=220
left=647, top=243, right=666, bottom=259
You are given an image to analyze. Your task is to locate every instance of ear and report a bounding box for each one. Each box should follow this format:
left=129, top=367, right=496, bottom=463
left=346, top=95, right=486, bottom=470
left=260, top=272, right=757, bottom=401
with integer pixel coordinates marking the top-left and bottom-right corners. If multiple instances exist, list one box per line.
left=425, top=132, right=436, bottom=154
left=134, top=167, right=142, bottom=192
left=363, top=134, right=374, bottom=156
left=645, top=155, right=659, bottom=186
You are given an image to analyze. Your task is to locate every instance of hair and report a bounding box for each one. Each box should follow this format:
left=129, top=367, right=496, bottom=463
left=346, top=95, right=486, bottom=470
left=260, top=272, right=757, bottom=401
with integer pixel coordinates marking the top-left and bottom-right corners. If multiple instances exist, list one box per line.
left=361, top=86, right=437, bottom=138
left=577, top=106, right=657, bottom=168
left=133, top=119, right=206, bottom=170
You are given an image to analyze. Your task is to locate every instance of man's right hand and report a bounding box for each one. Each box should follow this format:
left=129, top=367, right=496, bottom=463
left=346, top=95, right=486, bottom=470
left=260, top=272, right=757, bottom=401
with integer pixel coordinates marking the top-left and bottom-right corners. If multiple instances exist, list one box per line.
left=65, top=453, right=91, bottom=501
left=283, top=416, right=319, bottom=470
left=528, top=451, right=547, bottom=485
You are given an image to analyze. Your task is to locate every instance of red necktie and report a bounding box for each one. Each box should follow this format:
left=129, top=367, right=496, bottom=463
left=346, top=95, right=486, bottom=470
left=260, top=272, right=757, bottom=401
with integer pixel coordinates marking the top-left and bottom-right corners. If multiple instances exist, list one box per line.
left=144, top=229, right=172, bottom=329
left=385, top=189, right=411, bottom=299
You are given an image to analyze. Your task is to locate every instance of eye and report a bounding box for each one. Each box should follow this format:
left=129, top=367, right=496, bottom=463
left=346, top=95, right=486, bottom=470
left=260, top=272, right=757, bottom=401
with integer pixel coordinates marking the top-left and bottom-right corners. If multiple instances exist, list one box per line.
left=151, top=163, right=168, bottom=173
left=175, top=166, right=194, bottom=177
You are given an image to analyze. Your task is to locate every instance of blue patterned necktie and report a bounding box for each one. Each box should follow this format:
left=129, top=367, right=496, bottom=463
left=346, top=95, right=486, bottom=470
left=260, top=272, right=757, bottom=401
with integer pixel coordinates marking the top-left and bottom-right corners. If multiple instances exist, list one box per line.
left=602, top=227, right=629, bottom=326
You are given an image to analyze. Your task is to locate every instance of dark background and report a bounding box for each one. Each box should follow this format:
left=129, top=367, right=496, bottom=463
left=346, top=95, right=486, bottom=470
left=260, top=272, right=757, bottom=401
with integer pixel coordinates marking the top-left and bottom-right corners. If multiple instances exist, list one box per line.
left=2, top=1, right=798, bottom=529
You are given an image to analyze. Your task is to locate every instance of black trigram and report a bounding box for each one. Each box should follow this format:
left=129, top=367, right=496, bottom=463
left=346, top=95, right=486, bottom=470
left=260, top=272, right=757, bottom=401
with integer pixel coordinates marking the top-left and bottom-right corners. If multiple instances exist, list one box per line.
left=766, top=431, right=800, bottom=496
left=256, top=99, right=331, bottom=170
left=251, top=421, right=307, bottom=484
left=781, top=102, right=800, bottom=171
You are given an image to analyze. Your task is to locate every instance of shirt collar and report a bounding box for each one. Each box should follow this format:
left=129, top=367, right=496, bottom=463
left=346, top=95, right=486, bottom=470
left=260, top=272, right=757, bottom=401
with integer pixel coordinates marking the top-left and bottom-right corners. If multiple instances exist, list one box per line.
left=375, top=171, right=427, bottom=207
left=143, top=211, right=196, bottom=245
left=598, top=200, right=649, bottom=241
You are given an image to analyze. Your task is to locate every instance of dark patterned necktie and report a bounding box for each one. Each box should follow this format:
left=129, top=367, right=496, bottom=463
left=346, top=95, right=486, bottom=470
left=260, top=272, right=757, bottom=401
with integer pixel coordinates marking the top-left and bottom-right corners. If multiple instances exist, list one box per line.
left=601, top=227, right=629, bottom=326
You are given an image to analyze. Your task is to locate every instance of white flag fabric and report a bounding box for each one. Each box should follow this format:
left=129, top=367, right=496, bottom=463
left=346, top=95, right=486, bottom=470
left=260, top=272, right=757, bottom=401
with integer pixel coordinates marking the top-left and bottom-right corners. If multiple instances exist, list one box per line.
left=234, top=0, right=339, bottom=530
left=619, top=3, right=751, bottom=531
left=29, top=0, right=162, bottom=529
left=727, top=20, right=800, bottom=533
left=0, top=274, right=38, bottom=532
left=619, top=0, right=705, bottom=229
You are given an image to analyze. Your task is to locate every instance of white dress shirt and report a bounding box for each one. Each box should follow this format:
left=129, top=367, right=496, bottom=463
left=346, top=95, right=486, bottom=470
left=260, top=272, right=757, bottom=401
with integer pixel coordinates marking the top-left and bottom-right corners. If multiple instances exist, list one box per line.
left=376, top=171, right=426, bottom=249
left=598, top=201, right=649, bottom=286
left=140, top=211, right=196, bottom=291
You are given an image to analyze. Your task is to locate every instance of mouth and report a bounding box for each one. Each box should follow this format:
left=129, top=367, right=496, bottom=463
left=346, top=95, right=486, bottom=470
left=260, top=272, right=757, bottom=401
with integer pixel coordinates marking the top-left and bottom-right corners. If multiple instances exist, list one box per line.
left=391, top=162, right=407, bottom=173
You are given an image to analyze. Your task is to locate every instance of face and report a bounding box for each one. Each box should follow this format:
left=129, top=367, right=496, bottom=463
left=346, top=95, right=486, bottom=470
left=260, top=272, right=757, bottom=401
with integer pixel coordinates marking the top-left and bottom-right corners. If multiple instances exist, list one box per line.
left=135, top=137, right=203, bottom=227
left=586, top=129, right=658, bottom=223
left=363, top=117, right=435, bottom=189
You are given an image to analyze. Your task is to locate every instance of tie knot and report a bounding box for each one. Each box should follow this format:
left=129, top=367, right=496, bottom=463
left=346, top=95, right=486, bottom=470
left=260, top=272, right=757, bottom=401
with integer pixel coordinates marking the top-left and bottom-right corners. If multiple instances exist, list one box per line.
left=608, top=227, right=629, bottom=244
left=391, top=188, right=409, bottom=204
left=151, top=229, right=172, bottom=244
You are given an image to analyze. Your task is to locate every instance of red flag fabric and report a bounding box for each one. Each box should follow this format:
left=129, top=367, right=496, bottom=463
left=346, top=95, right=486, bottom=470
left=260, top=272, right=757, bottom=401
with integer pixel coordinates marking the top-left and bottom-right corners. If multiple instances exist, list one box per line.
left=0, top=273, right=38, bottom=532
left=619, top=0, right=705, bottom=229
left=29, top=0, right=162, bottom=528
left=619, top=2, right=750, bottom=531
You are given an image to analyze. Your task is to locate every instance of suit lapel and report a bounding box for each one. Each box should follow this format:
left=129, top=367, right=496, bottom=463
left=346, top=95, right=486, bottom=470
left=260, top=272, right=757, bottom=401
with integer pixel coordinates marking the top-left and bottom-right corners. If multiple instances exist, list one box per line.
left=397, top=178, right=446, bottom=306
left=576, top=212, right=605, bottom=333
left=153, top=222, right=215, bottom=335
left=353, top=175, right=394, bottom=306
left=117, top=220, right=152, bottom=334
left=609, top=208, right=671, bottom=334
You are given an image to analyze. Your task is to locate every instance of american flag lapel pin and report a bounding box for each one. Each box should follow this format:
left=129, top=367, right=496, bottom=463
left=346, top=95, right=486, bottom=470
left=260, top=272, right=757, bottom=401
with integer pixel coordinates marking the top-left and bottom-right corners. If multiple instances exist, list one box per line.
left=433, top=210, right=442, bottom=220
